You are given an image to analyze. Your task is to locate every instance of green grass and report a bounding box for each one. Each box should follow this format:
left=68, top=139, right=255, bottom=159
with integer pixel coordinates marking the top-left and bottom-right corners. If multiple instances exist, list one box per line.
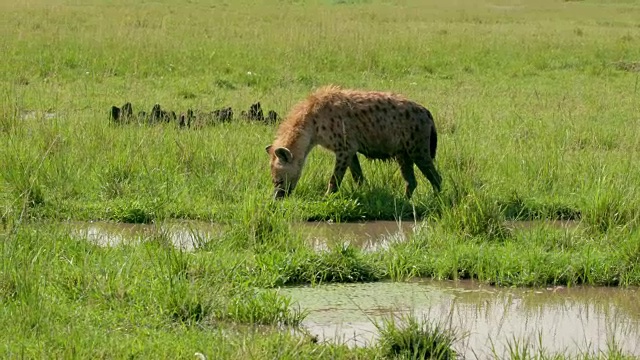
left=2, top=0, right=640, bottom=357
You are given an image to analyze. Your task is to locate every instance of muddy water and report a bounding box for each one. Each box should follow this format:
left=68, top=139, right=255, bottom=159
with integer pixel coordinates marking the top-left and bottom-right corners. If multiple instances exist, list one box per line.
left=304, top=219, right=579, bottom=251
left=70, top=220, right=418, bottom=251
left=70, top=219, right=579, bottom=252
left=280, top=280, right=640, bottom=358
left=301, top=220, right=416, bottom=252
left=72, top=220, right=222, bottom=251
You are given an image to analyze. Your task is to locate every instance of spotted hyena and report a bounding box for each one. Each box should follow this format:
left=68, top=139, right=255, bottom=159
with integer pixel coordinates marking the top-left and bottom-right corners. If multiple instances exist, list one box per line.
left=265, top=85, right=442, bottom=199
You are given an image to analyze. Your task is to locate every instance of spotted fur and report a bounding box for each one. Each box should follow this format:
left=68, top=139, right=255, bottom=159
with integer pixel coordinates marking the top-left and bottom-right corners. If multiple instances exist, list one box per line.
left=265, top=85, right=442, bottom=199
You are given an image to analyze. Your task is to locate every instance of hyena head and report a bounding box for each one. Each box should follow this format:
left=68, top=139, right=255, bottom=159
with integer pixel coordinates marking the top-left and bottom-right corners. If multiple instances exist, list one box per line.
left=265, top=145, right=301, bottom=199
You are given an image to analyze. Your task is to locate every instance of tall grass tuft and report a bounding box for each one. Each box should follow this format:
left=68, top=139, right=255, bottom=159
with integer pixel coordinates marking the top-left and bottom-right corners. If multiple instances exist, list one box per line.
left=583, top=188, right=638, bottom=234
left=438, top=186, right=510, bottom=241
left=225, top=195, right=300, bottom=252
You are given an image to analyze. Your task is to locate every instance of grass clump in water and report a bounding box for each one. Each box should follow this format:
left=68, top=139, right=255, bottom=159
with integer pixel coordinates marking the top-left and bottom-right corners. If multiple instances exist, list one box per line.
left=293, top=243, right=381, bottom=284
left=254, top=243, right=381, bottom=287
left=108, top=200, right=156, bottom=224
left=221, top=288, right=306, bottom=326
left=377, top=313, right=459, bottom=360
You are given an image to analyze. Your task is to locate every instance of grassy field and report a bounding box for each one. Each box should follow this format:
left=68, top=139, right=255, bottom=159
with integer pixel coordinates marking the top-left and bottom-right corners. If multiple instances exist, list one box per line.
left=2, top=0, right=640, bottom=358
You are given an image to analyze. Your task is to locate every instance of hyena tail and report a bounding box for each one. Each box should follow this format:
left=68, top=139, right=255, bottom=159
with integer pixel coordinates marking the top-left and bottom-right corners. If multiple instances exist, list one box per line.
left=425, top=108, right=438, bottom=160
left=430, top=125, right=438, bottom=160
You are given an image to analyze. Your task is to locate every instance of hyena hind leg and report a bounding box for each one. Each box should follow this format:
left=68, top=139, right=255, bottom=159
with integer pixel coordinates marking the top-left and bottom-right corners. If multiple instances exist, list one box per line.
left=397, top=154, right=418, bottom=199
left=414, top=156, right=442, bottom=194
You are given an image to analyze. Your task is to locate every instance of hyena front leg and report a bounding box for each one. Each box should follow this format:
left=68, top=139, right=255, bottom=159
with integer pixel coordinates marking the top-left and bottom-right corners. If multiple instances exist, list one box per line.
left=349, top=154, right=365, bottom=185
left=326, top=151, right=352, bottom=195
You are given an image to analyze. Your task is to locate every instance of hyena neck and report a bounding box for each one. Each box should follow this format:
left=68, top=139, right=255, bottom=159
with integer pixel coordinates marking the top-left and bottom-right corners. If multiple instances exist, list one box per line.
left=278, top=123, right=316, bottom=162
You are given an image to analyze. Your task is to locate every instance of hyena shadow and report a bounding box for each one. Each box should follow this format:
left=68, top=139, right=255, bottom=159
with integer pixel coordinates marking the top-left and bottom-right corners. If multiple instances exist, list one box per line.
left=346, top=184, right=435, bottom=221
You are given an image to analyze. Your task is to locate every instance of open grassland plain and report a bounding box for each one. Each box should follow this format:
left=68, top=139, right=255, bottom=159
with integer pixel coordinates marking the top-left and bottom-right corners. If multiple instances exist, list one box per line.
left=2, top=0, right=640, bottom=358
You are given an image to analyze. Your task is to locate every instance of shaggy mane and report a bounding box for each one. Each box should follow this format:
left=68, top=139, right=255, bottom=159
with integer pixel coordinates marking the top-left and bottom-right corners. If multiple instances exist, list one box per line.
left=274, top=84, right=344, bottom=149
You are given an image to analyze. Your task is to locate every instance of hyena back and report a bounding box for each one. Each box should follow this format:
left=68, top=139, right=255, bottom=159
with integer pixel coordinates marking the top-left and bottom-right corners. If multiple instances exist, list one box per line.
left=265, top=85, right=442, bottom=199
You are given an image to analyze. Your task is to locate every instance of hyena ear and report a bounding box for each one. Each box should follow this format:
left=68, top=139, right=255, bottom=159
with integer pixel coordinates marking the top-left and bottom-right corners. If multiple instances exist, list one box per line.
left=265, top=145, right=272, bottom=154
left=274, top=147, right=293, bottom=163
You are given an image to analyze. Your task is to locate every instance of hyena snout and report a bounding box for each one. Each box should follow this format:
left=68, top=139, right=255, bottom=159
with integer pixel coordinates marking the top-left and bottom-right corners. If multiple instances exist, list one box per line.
left=273, top=187, right=291, bottom=200
left=273, top=189, right=286, bottom=199
left=272, top=177, right=296, bottom=200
